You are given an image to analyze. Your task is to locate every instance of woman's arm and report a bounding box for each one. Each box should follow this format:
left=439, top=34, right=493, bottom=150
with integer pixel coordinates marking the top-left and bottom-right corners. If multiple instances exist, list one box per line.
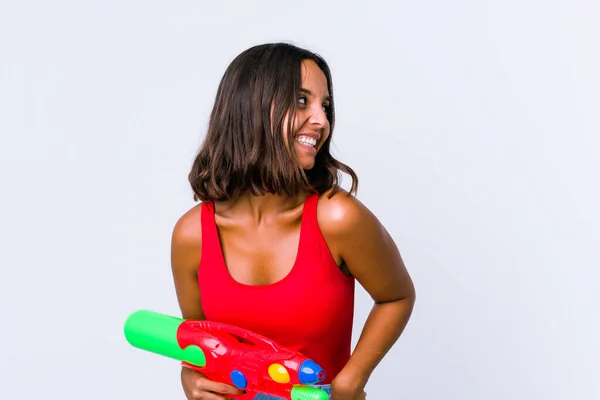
left=319, top=190, right=416, bottom=399
left=171, top=205, right=205, bottom=321
left=171, top=205, right=245, bottom=399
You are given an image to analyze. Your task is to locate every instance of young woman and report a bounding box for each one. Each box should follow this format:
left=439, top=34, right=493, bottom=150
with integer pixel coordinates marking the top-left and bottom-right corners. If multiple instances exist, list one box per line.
left=170, top=43, right=415, bottom=400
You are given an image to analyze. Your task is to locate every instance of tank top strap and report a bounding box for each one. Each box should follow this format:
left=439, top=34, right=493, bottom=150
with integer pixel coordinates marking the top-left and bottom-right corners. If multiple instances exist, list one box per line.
left=302, top=192, right=320, bottom=221
left=200, top=201, right=221, bottom=260
left=300, top=192, right=325, bottom=253
left=300, top=192, right=345, bottom=273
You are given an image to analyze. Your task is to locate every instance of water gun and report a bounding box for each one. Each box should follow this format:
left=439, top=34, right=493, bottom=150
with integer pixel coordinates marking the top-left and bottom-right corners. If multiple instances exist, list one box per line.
left=124, top=310, right=329, bottom=400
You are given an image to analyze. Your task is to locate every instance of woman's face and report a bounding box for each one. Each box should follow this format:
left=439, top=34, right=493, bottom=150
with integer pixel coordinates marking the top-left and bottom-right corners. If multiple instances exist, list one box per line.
left=283, top=59, right=331, bottom=170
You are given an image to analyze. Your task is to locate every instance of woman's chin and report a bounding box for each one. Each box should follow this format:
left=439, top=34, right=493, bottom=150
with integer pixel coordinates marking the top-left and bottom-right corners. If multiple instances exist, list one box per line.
left=294, top=150, right=317, bottom=170
left=297, top=156, right=316, bottom=171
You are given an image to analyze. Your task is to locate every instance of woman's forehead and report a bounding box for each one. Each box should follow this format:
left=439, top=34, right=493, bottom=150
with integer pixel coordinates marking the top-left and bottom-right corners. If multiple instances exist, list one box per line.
left=301, top=60, right=329, bottom=96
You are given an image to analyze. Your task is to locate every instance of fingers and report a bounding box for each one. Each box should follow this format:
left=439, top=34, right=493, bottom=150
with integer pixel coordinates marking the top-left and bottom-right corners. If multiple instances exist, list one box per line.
left=181, top=367, right=243, bottom=400
left=187, top=388, right=229, bottom=400
left=188, top=376, right=244, bottom=400
left=195, top=377, right=244, bottom=396
left=186, top=384, right=237, bottom=400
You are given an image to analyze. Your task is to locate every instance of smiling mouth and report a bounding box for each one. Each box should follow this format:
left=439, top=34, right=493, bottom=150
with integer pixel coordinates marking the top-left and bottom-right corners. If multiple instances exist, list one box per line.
left=295, top=135, right=317, bottom=148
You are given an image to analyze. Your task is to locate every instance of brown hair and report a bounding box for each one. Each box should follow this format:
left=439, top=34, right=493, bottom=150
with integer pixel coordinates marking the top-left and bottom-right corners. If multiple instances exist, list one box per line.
left=188, top=42, right=358, bottom=202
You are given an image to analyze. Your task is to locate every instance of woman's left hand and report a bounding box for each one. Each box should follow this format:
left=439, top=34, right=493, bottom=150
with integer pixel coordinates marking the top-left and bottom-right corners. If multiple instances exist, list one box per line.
left=330, top=375, right=367, bottom=400
left=331, top=391, right=366, bottom=400
left=330, top=386, right=366, bottom=400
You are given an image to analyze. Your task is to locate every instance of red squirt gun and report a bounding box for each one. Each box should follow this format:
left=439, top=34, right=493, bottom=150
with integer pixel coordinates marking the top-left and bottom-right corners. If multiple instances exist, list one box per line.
left=124, top=310, right=329, bottom=400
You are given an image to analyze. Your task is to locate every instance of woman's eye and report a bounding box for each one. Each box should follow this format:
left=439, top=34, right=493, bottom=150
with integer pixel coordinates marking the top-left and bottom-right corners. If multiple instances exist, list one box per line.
left=322, top=104, right=330, bottom=112
left=298, top=96, right=307, bottom=105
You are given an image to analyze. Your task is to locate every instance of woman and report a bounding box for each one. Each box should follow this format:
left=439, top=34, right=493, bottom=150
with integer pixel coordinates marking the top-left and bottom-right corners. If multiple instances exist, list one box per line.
left=170, top=43, right=415, bottom=400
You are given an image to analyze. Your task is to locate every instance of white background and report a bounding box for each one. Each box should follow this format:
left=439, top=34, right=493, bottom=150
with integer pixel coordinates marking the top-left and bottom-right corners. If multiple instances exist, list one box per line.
left=1, top=1, right=598, bottom=399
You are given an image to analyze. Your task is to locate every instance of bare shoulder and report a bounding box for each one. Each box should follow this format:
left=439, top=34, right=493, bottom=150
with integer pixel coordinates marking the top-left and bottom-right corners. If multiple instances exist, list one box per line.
left=172, top=204, right=202, bottom=249
left=316, top=188, right=385, bottom=269
left=316, top=188, right=382, bottom=239
left=171, top=203, right=204, bottom=268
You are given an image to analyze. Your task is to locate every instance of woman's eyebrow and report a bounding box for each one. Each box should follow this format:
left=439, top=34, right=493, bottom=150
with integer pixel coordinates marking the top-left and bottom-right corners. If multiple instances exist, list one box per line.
left=300, top=88, right=331, bottom=102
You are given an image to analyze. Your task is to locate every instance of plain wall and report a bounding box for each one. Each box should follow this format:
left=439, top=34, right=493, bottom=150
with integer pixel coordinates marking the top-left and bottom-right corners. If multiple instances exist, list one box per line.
left=1, top=1, right=598, bottom=399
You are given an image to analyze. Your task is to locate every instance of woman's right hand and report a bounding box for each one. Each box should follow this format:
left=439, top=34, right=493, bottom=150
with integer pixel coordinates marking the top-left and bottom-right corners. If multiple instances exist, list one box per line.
left=181, top=366, right=244, bottom=400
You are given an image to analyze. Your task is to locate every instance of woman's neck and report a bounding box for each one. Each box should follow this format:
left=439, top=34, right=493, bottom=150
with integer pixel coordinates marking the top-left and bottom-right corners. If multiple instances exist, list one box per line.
left=215, top=191, right=309, bottom=224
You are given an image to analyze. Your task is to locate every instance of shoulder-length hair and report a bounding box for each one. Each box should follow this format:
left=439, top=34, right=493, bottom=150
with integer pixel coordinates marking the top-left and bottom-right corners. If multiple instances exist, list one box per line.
left=188, top=42, right=358, bottom=202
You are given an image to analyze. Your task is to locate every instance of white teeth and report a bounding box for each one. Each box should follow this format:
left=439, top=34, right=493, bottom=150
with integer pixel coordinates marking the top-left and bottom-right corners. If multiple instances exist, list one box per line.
left=296, top=136, right=317, bottom=147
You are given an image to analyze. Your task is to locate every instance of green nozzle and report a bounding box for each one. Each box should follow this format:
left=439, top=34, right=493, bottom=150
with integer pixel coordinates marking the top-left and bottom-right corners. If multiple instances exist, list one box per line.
left=290, top=385, right=329, bottom=400
left=124, top=310, right=206, bottom=367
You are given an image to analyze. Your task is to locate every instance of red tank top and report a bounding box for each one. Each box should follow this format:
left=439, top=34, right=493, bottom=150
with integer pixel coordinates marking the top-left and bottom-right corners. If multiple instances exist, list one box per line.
left=198, top=193, right=355, bottom=384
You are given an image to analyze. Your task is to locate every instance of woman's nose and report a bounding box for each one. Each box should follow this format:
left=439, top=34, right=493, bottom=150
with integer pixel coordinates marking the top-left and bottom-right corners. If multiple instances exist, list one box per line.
left=308, top=105, right=328, bottom=127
